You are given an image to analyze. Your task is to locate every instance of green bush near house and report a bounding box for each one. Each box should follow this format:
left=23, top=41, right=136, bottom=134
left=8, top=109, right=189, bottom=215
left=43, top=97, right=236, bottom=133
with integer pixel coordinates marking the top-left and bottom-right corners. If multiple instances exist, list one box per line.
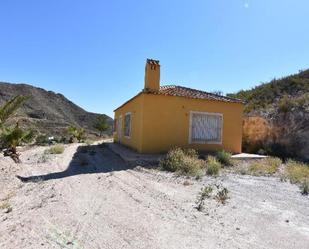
left=283, top=159, right=309, bottom=184
left=160, top=148, right=185, bottom=172
left=206, top=156, right=221, bottom=176
left=249, top=157, right=282, bottom=175
left=216, top=150, right=232, bottom=166
left=160, top=148, right=205, bottom=177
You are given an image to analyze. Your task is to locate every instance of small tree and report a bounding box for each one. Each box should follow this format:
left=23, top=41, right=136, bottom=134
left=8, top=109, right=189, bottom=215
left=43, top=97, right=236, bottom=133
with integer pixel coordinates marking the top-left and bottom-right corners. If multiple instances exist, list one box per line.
left=67, top=126, right=85, bottom=143
left=93, top=115, right=110, bottom=136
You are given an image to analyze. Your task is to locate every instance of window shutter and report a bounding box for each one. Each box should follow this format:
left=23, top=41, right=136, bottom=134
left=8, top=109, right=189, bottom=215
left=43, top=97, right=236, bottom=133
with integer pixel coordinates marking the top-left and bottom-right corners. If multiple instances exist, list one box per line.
left=191, top=112, right=222, bottom=143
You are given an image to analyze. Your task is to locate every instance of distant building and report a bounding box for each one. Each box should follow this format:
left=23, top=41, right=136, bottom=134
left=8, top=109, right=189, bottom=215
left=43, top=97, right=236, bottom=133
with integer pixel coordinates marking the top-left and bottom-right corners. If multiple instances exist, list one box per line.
left=114, top=59, right=244, bottom=154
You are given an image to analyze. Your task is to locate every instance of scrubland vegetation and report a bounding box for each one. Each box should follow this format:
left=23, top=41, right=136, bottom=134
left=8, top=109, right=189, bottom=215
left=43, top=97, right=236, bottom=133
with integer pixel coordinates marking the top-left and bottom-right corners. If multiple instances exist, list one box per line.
left=160, top=148, right=236, bottom=178
left=283, top=160, right=309, bottom=183
left=228, top=69, right=309, bottom=162
left=195, top=183, right=229, bottom=211
left=228, top=69, right=309, bottom=113
left=159, top=148, right=205, bottom=177
left=0, top=95, right=108, bottom=163
left=161, top=147, right=309, bottom=195
left=160, top=148, right=233, bottom=178
left=249, top=157, right=282, bottom=176
left=45, top=144, right=65, bottom=154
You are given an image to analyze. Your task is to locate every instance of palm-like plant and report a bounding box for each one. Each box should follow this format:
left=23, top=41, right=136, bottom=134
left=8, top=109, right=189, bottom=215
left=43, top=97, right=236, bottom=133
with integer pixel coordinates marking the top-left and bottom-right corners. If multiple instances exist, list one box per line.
left=0, top=95, right=30, bottom=163
left=1, top=123, right=34, bottom=163
left=0, top=95, right=29, bottom=127
left=67, top=126, right=85, bottom=143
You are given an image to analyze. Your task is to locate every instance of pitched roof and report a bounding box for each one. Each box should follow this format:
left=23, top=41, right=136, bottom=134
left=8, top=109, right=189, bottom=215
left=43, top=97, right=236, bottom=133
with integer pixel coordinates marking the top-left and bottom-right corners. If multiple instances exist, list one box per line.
left=156, top=85, right=243, bottom=103
left=114, top=84, right=243, bottom=111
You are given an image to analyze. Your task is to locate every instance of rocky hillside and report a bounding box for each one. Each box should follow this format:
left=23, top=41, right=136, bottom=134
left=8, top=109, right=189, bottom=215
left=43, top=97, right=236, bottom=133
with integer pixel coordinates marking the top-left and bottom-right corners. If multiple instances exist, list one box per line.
left=228, top=69, right=309, bottom=161
left=0, top=82, right=113, bottom=136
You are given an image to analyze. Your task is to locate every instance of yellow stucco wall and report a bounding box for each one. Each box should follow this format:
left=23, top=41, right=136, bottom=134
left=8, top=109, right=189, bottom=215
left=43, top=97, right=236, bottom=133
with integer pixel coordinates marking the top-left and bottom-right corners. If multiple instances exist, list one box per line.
left=114, top=93, right=243, bottom=154
left=114, top=93, right=144, bottom=152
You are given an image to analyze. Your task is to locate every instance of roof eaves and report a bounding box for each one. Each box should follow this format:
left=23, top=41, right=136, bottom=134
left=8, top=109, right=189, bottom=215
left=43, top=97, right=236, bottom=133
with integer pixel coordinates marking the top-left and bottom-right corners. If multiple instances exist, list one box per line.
left=113, top=92, right=143, bottom=112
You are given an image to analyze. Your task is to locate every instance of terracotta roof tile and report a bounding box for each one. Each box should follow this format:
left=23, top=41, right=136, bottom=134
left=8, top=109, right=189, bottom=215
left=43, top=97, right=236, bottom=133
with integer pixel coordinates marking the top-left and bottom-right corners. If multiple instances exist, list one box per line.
left=156, top=85, right=243, bottom=103
left=115, top=84, right=244, bottom=111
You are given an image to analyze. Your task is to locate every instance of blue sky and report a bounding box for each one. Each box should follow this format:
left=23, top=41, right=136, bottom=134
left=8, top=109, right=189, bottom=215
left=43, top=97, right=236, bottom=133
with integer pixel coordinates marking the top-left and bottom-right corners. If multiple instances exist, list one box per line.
left=0, top=0, right=308, bottom=117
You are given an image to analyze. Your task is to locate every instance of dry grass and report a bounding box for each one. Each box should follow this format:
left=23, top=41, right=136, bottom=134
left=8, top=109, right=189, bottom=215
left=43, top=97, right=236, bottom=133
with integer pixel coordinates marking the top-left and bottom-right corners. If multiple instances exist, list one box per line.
left=46, top=144, right=65, bottom=154
left=282, top=160, right=309, bottom=184
left=206, top=156, right=221, bottom=176
left=160, top=148, right=205, bottom=177
left=0, top=201, right=11, bottom=210
left=1, top=192, right=15, bottom=202
left=249, top=157, right=282, bottom=175
left=216, top=150, right=233, bottom=166
left=183, top=180, right=193, bottom=186
left=301, top=181, right=309, bottom=195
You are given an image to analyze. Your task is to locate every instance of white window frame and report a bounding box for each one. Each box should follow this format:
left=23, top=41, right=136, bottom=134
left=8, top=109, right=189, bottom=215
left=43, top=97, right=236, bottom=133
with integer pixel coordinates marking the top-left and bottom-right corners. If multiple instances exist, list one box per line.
left=124, top=112, right=132, bottom=138
left=189, top=111, right=223, bottom=145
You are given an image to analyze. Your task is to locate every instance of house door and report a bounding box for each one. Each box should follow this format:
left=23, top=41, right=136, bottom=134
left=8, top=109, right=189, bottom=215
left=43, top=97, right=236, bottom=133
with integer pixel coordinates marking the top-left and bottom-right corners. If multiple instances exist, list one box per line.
left=118, top=115, right=122, bottom=142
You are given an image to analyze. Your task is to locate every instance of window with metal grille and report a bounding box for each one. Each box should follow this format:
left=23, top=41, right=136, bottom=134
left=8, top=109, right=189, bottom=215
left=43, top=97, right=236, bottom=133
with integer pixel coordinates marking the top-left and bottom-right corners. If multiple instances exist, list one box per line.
left=190, top=112, right=223, bottom=144
left=124, top=113, right=131, bottom=137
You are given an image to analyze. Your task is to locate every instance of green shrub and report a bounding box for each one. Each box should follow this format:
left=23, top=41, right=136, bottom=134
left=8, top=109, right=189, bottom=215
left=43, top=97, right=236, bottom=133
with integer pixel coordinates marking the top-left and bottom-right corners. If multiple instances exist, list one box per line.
left=278, top=95, right=295, bottom=113
left=215, top=184, right=229, bottom=204
left=249, top=157, right=282, bottom=175
left=35, top=134, right=49, bottom=145
left=178, top=156, right=204, bottom=176
left=195, top=185, right=213, bottom=211
left=67, top=126, right=86, bottom=143
left=46, top=144, right=65, bottom=154
left=184, top=148, right=199, bottom=158
left=301, top=181, right=309, bottom=195
left=283, top=160, right=309, bottom=184
left=206, top=156, right=221, bottom=176
left=216, top=150, right=232, bottom=166
left=160, top=148, right=185, bottom=172
left=160, top=148, right=205, bottom=177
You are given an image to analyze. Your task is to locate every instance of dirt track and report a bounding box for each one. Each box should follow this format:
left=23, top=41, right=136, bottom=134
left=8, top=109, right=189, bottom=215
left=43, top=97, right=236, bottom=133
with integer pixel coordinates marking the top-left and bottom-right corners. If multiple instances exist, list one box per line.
left=0, top=143, right=308, bottom=249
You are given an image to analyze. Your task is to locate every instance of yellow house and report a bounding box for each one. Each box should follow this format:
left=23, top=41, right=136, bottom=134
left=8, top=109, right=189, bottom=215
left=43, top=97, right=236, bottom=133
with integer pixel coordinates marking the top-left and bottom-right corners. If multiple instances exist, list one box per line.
left=114, top=59, right=244, bottom=154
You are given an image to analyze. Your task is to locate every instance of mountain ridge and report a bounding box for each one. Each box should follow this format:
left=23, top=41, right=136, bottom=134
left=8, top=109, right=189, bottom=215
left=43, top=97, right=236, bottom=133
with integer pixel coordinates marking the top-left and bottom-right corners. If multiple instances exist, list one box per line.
left=0, top=82, right=113, bottom=136
left=228, top=69, right=309, bottom=161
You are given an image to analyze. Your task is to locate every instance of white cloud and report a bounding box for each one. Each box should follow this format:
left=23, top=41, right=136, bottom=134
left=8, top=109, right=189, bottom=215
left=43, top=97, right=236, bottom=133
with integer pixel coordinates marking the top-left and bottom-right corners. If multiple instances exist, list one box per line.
left=244, top=2, right=249, bottom=8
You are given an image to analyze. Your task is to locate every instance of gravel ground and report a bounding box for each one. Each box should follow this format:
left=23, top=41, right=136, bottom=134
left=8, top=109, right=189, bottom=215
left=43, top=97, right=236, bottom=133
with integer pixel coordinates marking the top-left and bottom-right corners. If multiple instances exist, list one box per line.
left=0, top=143, right=308, bottom=249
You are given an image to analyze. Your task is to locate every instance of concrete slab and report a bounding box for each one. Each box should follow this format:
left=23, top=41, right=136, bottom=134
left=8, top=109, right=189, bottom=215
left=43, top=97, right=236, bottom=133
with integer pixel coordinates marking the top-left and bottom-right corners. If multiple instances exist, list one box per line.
left=106, top=142, right=164, bottom=166
left=106, top=142, right=267, bottom=163
left=231, top=153, right=268, bottom=160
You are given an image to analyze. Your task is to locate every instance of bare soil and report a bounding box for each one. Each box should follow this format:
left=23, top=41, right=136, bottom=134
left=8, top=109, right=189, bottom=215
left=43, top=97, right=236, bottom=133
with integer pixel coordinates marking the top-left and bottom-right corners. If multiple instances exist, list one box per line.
left=0, top=143, right=308, bottom=249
